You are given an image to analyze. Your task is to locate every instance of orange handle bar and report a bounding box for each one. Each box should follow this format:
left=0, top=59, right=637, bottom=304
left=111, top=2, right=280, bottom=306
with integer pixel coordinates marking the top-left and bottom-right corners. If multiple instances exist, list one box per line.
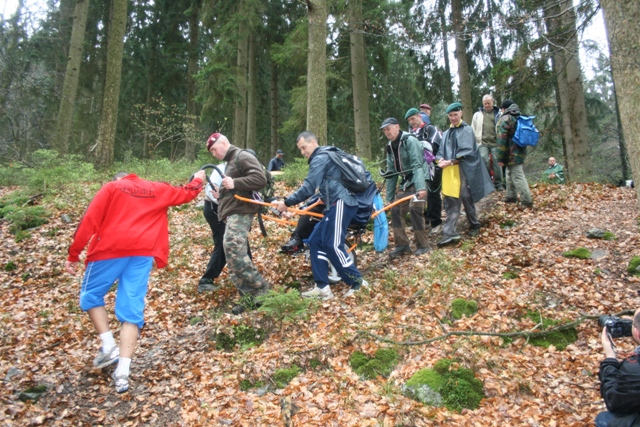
left=370, top=194, right=414, bottom=219
left=233, top=194, right=325, bottom=219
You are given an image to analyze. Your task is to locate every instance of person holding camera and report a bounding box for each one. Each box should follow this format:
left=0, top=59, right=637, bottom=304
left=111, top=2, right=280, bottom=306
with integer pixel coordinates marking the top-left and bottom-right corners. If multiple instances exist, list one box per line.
left=596, top=309, right=640, bottom=427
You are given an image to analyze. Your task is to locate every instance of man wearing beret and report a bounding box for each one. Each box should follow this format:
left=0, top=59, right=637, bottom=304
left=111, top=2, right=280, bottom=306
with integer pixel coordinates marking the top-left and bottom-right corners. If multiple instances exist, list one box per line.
left=496, top=100, right=533, bottom=207
left=405, top=107, right=443, bottom=230
left=380, top=117, right=431, bottom=257
left=419, top=104, right=432, bottom=125
left=436, top=102, right=494, bottom=246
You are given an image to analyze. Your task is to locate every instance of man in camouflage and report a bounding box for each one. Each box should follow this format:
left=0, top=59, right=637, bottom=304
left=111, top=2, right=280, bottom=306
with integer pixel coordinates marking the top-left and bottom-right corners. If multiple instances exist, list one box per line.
left=496, top=100, right=533, bottom=207
left=206, top=133, right=270, bottom=314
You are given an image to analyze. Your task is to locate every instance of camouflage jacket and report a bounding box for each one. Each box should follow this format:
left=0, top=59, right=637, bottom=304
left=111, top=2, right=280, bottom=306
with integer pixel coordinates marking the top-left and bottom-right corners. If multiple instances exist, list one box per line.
left=496, top=103, right=527, bottom=166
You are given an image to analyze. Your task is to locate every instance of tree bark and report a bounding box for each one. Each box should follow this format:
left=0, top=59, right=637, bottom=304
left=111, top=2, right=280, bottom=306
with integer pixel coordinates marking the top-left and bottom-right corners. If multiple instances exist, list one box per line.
left=306, top=0, right=327, bottom=145
left=544, top=0, right=592, bottom=181
left=269, top=58, right=279, bottom=162
left=451, top=0, right=472, bottom=121
left=54, top=0, right=91, bottom=156
left=599, top=0, right=640, bottom=203
left=348, top=0, right=371, bottom=160
left=185, top=0, right=200, bottom=161
left=55, top=0, right=75, bottom=94
left=246, top=32, right=257, bottom=153
left=95, top=0, right=128, bottom=169
left=438, top=0, right=454, bottom=104
left=234, top=18, right=249, bottom=148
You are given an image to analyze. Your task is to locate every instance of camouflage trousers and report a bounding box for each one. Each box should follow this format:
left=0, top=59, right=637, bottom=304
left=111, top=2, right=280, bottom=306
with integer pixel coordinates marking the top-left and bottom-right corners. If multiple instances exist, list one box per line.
left=223, top=214, right=270, bottom=297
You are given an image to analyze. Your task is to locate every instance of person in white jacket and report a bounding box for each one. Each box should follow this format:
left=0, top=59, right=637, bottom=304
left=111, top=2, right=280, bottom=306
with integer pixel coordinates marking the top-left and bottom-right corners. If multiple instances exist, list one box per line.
left=471, top=94, right=504, bottom=191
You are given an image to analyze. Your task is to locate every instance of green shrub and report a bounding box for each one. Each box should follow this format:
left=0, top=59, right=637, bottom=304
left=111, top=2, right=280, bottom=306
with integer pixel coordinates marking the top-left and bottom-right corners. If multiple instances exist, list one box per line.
left=256, top=289, right=314, bottom=325
left=563, top=247, right=591, bottom=259
left=272, top=365, right=301, bottom=388
left=1, top=205, right=48, bottom=234
left=450, top=299, right=478, bottom=320
left=627, top=256, right=640, bottom=276
left=403, top=359, right=485, bottom=412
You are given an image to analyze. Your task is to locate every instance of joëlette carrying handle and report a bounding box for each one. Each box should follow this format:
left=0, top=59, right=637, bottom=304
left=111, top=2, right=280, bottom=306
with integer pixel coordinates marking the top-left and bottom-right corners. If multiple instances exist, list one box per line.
left=197, top=164, right=226, bottom=190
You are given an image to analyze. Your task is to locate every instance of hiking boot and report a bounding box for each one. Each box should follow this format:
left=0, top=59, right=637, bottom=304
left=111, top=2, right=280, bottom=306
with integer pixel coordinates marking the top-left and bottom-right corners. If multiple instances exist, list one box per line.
left=93, top=346, right=119, bottom=369
left=468, top=227, right=481, bottom=237
left=389, top=245, right=411, bottom=258
left=281, top=235, right=302, bottom=253
left=504, top=198, right=517, bottom=203
left=231, top=305, right=246, bottom=315
left=197, top=278, right=218, bottom=293
left=437, top=235, right=461, bottom=247
left=301, top=285, right=334, bottom=300
left=430, top=224, right=443, bottom=236
left=343, top=279, right=370, bottom=298
left=231, top=300, right=262, bottom=315
left=414, top=247, right=430, bottom=256
left=112, top=372, right=129, bottom=394
left=521, top=201, right=533, bottom=208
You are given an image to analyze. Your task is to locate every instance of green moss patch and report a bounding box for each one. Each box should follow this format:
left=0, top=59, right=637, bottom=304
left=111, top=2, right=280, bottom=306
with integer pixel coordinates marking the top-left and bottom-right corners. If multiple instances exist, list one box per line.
left=349, top=348, right=400, bottom=380
left=602, top=232, right=616, bottom=241
left=524, top=311, right=578, bottom=350
left=450, top=299, right=478, bottom=320
left=563, top=247, right=591, bottom=259
left=239, top=378, right=265, bottom=391
left=627, top=256, right=640, bottom=276
left=403, top=358, right=485, bottom=412
left=272, top=365, right=301, bottom=388
left=502, top=271, right=519, bottom=280
left=215, top=324, right=265, bottom=351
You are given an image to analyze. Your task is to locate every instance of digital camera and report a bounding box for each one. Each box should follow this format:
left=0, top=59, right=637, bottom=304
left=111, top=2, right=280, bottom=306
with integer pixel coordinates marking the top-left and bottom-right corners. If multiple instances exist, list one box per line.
left=599, top=315, right=633, bottom=338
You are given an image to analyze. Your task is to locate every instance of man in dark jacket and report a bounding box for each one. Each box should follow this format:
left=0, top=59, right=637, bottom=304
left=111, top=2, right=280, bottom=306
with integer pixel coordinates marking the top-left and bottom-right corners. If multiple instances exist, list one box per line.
left=380, top=117, right=431, bottom=257
left=596, top=308, right=640, bottom=427
left=268, top=149, right=285, bottom=171
left=405, top=107, right=443, bottom=230
left=208, top=133, right=270, bottom=314
left=496, top=100, right=533, bottom=207
left=435, top=102, right=494, bottom=246
left=274, top=131, right=368, bottom=299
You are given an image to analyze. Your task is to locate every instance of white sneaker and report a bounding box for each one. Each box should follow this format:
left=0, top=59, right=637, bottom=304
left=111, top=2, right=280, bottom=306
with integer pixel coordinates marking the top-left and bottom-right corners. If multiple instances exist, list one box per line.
left=301, top=285, right=334, bottom=300
left=93, top=346, right=120, bottom=368
left=344, top=279, right=369, bottom=298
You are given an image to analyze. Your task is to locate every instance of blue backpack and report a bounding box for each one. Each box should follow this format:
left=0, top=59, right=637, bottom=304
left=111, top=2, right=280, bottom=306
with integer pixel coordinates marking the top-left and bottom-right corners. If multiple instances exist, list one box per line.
left=513, top=115, right=540, bottom=147
left=351, top=178, right=378, bottom=226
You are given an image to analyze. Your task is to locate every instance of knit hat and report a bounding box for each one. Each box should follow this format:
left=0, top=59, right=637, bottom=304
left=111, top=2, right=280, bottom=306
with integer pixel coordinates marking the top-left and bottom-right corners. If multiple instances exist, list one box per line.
left=207, top=133, right=222, bottom=150
left=501, top=99, right=514, bottom=109
left=379, top=118, right=399, bottom=129
left=445, top=102, right=463, bottom=114
left=404, top=108, right=420, bottom=120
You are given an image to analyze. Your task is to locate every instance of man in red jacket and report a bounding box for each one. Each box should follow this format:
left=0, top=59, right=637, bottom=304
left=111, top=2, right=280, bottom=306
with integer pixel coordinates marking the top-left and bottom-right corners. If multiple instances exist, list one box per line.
left=65, top=170, right=205, bottom=393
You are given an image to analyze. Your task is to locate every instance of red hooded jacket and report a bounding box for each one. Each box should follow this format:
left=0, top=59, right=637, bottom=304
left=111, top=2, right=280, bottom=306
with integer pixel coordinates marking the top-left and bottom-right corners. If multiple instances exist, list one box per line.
left=67, top=174, right=203, bottom=268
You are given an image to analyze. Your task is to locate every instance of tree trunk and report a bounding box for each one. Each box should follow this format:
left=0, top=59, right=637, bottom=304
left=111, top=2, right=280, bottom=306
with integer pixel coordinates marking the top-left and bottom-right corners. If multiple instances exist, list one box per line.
left=306, top=0, right=327, bottom=145
left=185, top=0, right=200, bottom=161
left=95, top=0, right=128, bottom=169
left=269, top=58, right=279, bottom=163
left=545, top=0, right=592, bottom=181
left=54, top=0, right=91, bottom=156
left=438, top=0, right=454, bottom=104
left=246, top=32, right=257, bottom=153
left=348, top=0, right=371, bottom=160
left=55, top=0, right=75, bottom=93
left=600, top=0, right=640, bottom=203
left=451, top=0, right=472, bottom=121
left=234, top=22, right=248, bottom=148
left=611, top=83, right=630, bottom=181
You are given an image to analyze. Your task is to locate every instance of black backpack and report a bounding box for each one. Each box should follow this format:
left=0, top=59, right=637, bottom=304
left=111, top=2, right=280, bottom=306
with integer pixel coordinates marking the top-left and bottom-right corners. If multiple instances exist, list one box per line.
left=324, top=147, right=369, bottom=193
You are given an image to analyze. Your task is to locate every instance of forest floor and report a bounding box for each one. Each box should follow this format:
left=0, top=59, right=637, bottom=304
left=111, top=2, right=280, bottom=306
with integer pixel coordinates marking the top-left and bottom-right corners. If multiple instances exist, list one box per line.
left=1, top=181, right=639, bottom=426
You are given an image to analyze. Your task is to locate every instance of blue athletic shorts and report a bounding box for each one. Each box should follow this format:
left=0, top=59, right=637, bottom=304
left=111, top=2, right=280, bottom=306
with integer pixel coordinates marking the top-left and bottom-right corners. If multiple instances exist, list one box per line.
left=79, top=256, right=153, bottom=329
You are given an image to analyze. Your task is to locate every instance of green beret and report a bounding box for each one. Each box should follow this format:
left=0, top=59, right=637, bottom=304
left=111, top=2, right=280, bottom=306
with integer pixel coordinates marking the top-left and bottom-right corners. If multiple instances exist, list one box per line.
left=445, top=102, right=463, bottom=114
left=404, top=108, right=420, bottom=120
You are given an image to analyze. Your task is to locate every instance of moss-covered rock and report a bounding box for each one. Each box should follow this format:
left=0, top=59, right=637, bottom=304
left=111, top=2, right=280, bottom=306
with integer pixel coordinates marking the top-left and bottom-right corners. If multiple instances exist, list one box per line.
left=349, top=347, right=400, bottom=380
left=524, top=311, right=578, bottom=350
left=563, top=247, right=591, bottom=259
left=272, top=365, right=301, bottom=388
left=627, top=256, right=640, bottom=276
left=450, top=299, right=478, bottom=319
left=403, top=359, right=485, bottom=412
